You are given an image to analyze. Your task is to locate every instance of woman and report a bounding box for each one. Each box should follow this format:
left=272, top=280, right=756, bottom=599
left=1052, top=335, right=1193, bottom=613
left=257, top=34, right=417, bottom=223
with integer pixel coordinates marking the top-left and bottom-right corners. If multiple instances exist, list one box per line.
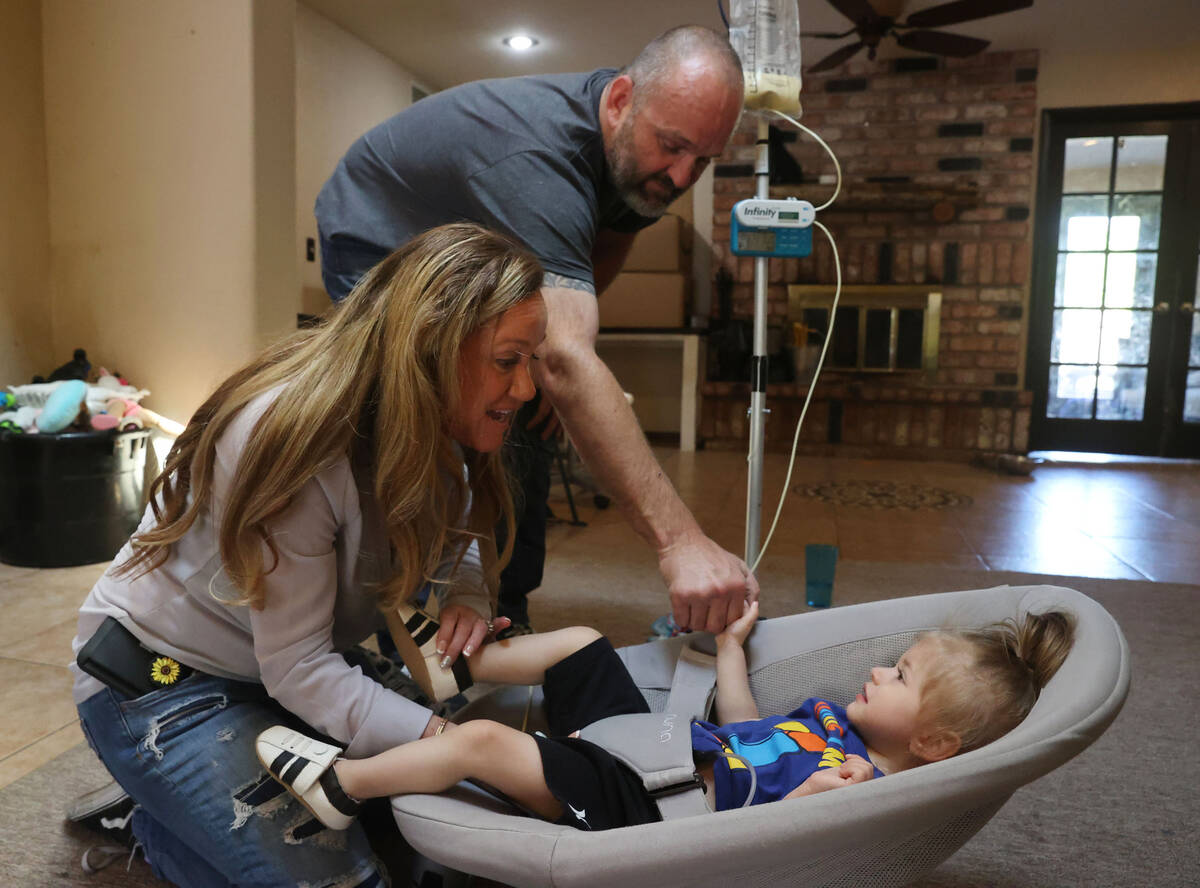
left=70, top=223, right=546, bottom=887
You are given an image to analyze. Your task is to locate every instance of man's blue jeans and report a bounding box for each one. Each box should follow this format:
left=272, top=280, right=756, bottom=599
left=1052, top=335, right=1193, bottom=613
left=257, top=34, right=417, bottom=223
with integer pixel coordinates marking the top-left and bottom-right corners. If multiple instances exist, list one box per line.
left=78, top=674, right=387, bottom=888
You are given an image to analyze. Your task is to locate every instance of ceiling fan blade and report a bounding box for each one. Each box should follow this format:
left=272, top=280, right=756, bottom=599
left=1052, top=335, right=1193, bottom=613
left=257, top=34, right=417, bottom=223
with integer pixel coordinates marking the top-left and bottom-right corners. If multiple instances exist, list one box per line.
left=895, top=29, right=991, bottom=57
left=826, top=0, right=884, bottom=27
left=802, top=29, right=860, bottom=39
left=904, top=0, right=1033, bottom=29
left=807, top=41, right=867, bottom=73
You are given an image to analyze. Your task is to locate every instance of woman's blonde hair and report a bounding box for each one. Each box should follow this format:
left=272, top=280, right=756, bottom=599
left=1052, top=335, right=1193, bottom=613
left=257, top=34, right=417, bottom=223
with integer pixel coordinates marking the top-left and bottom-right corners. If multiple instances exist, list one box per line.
left=119, top=222, right=543, bottom=611
left=918, top=610, right=1076, bottom=754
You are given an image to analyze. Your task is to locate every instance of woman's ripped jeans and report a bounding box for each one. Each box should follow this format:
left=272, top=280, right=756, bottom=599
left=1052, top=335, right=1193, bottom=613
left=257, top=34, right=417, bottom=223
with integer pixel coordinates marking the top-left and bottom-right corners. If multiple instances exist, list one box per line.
left=78, top=674, right=387, bottom=888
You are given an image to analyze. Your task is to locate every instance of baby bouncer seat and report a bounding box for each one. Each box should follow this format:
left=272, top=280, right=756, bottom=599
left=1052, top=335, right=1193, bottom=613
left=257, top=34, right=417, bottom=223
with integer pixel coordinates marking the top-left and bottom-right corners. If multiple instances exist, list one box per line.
left=391, top=584, right=1129, bottom=887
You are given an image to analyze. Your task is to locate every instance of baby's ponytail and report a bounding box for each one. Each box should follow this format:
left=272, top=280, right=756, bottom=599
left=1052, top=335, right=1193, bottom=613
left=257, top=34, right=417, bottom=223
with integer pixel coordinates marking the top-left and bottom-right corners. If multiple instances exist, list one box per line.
left=1006, top=610, right=1075, bottom=694
left=919, top=610, right=1076, bottom=755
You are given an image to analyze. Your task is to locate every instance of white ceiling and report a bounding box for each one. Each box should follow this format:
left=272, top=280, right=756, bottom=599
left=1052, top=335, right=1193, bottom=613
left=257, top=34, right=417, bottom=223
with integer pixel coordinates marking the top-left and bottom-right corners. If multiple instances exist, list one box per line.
left=301, top=0, right=1198, bottom=91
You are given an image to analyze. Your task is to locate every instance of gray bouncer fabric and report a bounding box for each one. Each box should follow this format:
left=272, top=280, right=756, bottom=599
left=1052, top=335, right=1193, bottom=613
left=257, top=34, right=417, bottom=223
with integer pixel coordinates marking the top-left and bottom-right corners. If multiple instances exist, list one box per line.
left=391, top=585, right=1130, bottom=888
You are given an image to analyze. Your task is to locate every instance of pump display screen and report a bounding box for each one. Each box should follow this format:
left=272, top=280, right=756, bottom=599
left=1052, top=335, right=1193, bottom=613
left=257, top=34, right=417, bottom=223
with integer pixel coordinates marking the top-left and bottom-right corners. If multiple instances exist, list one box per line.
left=738, top=230, right=776, bottom=252
left=730, top=199, right=814, bottom=257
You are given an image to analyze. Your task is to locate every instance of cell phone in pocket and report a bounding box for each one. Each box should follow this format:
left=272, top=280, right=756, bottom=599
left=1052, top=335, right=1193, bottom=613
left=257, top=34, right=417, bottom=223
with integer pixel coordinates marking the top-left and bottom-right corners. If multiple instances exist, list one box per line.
left=76, top=616, right=190, bottom=698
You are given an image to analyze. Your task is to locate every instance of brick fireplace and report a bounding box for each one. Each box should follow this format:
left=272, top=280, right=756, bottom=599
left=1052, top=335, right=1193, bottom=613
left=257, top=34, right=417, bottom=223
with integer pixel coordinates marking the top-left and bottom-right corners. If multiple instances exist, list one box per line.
left=702, top=50, right=1040, bottom=458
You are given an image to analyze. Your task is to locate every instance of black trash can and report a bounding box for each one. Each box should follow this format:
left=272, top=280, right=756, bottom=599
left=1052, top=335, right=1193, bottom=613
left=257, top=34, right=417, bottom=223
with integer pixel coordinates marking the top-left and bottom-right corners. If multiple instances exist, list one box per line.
left=0, top=429, right=151, bottom=567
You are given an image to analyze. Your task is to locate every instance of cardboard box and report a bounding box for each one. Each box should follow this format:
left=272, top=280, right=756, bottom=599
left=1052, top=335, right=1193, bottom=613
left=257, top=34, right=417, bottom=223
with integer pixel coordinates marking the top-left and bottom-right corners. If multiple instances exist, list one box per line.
left=598, top=272, right=686, bottom=328
left=623, top=214, right=683, bottom=272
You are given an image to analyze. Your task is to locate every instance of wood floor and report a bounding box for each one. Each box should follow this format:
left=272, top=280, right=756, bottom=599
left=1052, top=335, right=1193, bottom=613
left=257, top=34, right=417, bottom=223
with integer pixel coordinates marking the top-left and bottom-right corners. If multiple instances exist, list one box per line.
left=1, top=451, right=1196, bottom=791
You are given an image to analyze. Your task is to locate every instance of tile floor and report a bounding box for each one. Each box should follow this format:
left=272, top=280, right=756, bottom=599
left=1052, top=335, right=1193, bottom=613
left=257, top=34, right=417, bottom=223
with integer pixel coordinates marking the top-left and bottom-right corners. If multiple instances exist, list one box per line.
left=2, top=451, right=1197, bottom=792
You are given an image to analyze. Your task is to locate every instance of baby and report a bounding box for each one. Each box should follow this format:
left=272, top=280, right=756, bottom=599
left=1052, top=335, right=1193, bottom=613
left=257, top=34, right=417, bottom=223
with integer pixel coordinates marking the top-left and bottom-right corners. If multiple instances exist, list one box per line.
left=255, top=601, right=1074, bottom=830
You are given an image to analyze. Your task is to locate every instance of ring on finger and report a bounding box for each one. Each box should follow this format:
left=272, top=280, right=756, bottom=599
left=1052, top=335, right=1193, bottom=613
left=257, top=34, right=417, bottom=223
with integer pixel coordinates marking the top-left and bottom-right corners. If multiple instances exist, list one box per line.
left=486, top=619, right=494, bottom=634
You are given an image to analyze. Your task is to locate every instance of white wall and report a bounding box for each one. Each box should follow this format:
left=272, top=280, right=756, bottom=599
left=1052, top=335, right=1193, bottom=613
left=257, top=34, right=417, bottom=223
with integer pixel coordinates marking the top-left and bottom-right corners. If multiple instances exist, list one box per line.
left=0, top=0, right=52, bottom=387
left=41, top=0, right=296, bottom=424
left=254, top=0, right=299, bottom=349
left=1038, top=42, right=1200, bottom=110
left=295, top=4, right=426, bottom=315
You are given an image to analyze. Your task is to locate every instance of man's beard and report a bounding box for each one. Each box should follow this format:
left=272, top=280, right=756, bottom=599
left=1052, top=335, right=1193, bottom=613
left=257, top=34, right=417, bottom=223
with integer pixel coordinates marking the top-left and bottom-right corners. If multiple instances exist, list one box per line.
left=606, top=118, right=684, bottom=218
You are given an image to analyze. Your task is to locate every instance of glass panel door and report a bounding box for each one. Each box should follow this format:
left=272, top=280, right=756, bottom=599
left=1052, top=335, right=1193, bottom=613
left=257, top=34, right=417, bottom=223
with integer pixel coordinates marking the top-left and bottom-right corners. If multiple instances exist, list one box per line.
left=1047, top=135, right=1165, bottom=423
left=1030, top=107, right=1200, bottom=456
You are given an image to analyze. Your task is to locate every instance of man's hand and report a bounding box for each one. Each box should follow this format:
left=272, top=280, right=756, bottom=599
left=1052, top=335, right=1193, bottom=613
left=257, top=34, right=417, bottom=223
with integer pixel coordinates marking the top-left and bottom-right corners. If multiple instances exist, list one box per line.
left=784, top=755, right=876, bottom=800
left=716, top=599, right=759, bottom=648
left=659, top=534, right=760, bottom=634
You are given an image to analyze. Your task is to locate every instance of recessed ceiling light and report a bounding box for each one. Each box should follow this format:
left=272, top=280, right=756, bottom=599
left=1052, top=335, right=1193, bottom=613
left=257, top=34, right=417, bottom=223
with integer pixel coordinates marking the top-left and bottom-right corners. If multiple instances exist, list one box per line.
left=503, top=35, right=538, bottom=52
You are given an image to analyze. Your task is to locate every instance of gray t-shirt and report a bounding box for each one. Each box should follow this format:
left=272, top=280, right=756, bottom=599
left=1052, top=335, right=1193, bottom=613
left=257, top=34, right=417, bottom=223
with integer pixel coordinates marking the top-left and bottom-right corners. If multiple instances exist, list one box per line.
left=315, top=69, right=656, bottom=287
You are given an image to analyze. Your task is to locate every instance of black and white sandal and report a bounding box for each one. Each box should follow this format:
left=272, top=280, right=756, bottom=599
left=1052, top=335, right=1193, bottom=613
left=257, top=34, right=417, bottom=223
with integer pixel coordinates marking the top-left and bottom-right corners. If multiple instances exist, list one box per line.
left=385, top=602, right=474, bottom=703
left=255, top=726, right=360, bottom=830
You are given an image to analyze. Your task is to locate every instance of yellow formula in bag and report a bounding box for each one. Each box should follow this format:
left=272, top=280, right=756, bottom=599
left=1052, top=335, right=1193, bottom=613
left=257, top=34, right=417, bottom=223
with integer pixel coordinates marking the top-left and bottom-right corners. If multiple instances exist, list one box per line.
left=744, top=72, right=803, bottom=116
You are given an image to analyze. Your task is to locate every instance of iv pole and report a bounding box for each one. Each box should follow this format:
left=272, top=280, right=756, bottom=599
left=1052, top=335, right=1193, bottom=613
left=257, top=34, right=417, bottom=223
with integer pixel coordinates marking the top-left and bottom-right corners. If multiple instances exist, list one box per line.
left=743, top=118, right=770, bottom=568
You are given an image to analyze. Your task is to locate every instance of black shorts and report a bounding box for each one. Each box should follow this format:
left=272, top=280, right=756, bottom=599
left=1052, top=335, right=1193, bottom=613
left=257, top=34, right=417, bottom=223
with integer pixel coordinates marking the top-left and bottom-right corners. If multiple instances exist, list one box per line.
left=533, top=637, right=662, bottom=831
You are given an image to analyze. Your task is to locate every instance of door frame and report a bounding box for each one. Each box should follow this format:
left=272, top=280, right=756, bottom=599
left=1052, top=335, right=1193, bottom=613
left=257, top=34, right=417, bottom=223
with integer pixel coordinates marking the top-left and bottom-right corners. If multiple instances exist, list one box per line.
left=1028, top=101, right=1200, bottom=455
left=1162, top=123, right=1200, bottom=457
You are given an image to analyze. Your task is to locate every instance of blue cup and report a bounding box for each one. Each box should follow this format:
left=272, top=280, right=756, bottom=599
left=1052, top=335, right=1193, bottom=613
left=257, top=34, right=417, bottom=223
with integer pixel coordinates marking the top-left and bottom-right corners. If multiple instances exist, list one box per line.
left=805, top=544, right=837, bottom=608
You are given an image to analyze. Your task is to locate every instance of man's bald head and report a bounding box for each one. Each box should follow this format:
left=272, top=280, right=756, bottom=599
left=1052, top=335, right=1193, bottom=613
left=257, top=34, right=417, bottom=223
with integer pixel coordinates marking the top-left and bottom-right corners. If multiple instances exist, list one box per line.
left=623, top=25, right=744, bottom=111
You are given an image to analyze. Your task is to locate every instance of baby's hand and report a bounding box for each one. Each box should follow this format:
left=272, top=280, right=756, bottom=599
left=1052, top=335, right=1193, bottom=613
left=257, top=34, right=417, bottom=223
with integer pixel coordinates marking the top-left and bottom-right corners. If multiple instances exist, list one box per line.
left=785, top=754, right=875, bottom=799
left=716, top=599, right=759, bottom=647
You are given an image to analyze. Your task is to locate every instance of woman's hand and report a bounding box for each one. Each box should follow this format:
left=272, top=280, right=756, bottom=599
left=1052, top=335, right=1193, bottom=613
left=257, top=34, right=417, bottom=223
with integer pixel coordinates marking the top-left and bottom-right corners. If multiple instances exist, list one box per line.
left=435, top=605, right=509, bottom=667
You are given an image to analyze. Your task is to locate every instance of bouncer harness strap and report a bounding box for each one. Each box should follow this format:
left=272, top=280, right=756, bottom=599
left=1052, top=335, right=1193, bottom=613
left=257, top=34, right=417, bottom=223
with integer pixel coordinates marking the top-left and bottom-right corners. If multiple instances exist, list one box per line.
left=579, top=642, right=718, bottom=820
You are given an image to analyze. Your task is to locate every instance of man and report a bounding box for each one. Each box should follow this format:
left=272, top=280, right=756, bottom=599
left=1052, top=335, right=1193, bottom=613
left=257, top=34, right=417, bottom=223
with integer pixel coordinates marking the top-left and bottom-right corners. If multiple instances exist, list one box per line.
left=316, top=25, right=758, bottom=634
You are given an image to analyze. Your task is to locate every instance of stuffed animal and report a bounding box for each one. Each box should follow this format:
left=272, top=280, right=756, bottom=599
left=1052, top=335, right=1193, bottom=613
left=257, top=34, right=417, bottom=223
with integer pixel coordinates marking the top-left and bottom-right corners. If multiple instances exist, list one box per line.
left=88, top=394, right=182, bottom=436
left=37, top=379, right=89, bottom=433
left=46, top=348, right=91, bottom=382
left=13, top=406, right=37, bottom=431
left=91, top=397, right=143, bottom=432
left=89, top=413, right=121, bottom=431
left=0, top=408, right=36, bottom=434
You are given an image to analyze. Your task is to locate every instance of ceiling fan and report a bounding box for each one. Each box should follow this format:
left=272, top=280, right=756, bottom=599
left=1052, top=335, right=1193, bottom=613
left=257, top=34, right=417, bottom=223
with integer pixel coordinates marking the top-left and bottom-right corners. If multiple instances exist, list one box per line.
left=804, top=0, right=1033, bottom=73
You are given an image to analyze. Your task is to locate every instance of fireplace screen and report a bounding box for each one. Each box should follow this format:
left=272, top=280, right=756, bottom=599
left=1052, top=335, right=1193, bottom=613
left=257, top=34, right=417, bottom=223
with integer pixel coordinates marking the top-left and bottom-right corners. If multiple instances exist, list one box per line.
left=787, top=285, right=942, bottom=376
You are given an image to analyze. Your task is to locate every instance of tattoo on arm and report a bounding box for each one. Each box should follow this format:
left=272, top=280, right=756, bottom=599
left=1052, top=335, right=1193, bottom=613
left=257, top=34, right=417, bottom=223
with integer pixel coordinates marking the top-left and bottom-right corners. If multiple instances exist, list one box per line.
left=543, top=273, right=596, bottom=294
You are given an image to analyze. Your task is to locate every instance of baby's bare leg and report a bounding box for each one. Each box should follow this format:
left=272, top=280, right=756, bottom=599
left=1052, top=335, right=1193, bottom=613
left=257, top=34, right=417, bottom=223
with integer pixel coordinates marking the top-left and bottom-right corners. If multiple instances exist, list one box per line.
left=334, top=719, right=561, bottom=821
left=334, top=628, right=601, bottom=820
left=466, top=625, right=601, bottom=686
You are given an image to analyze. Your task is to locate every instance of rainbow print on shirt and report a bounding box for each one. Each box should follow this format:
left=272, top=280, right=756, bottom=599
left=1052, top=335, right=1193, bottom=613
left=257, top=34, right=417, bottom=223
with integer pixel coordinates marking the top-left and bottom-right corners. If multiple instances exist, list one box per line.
left=719, top=700, right=847, bottom=771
